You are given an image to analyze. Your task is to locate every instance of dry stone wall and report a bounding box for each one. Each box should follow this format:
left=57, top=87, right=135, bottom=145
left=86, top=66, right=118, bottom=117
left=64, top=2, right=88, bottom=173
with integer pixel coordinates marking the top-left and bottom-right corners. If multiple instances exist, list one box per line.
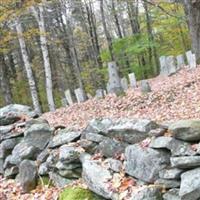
left=2, top=104, right=200, bottom=199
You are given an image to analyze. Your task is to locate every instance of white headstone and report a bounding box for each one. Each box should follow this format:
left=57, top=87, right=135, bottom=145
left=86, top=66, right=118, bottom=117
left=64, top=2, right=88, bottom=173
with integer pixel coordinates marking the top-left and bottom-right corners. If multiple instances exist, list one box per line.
left=176, top=54, right=185, bottom=70
left=107, top=62, right=123, bottom=94
left=121, top=77, right=129, bottom=91
left=95, top=89, right=104, bottom=98
left=159, top=56, right=168, bottom=76
left=64, top=90, right=74, bottom=106
left=128, top=73, right=137, bottom=88
left=166, top=56, right=177, bottom=75
left=74, top=88, right=87, bottom=103
left=186, top=50, right=196, bottom=69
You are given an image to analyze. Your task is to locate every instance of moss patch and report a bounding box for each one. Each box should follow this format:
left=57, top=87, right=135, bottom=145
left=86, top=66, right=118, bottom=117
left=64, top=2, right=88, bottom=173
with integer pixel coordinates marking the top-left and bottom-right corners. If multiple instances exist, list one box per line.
left=59, top=187, right=104, bottom=200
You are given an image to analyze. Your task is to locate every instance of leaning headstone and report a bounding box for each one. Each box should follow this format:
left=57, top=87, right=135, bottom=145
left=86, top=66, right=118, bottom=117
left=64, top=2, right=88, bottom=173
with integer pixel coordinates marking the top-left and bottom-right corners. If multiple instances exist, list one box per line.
left=74, top=88, right=87, bottom=103
left=159, top=56, right=168, bottom=76
left=95, top=89, right=104, bottom=99
left=186, top=50, right=196, bottom=69
left=141, top=80, right=151, bottom=93
left=64, top=90, right=74, bottom=106
left=121, top=77, right=128, bottom=91
left=176, top=54, right=185, bottom=70
left=107, top=62, right=123, bottom=95
left=166, top=56, right=177, bottom=75
left=128, top=73, right=137, bottom=88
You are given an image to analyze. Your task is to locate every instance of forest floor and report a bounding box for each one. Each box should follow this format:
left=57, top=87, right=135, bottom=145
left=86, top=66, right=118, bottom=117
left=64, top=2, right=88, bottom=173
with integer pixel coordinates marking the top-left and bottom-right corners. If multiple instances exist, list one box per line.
left=2, top=66, right=200, bottom=200
left=43, top=66, right=200, bottom=130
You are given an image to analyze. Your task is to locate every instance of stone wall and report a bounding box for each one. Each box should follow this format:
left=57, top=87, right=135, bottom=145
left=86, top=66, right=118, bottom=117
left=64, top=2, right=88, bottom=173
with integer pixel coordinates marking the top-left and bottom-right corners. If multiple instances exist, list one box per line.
left=1, top=104, right=200, bottom=199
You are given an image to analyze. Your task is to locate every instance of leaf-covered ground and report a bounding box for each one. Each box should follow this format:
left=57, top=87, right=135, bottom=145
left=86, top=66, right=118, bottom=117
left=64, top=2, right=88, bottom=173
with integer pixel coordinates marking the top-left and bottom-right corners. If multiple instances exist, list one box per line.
left=43, top=67, right=200, bottom=129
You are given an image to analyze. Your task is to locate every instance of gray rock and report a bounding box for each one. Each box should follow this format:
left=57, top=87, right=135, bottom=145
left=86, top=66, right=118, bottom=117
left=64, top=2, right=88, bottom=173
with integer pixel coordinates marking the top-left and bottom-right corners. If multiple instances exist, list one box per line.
left=78, top=139, right=97, bottom=154
left=25, top=118, right=49, bottom=128
left=38, top=163, right=48, bottom=175
left=150, top=136, right=195, bottom=156
left=56, top=161, right=81, bottom=170
left=58, top=168, right=81, bottom=179
left=59, top=145, right=80, bottom=163
left=0, top=138, right=22, bottom=159
left=49, top=172, right=73, bottom=188
left=155, top=179, right=180, bottom=189
left=171, top=156, right=200, bottom=168
left=179, top=167, right=200, bottom=200
left=98, top=138, right=127, bottom=158
left=0, top=159, right=3, bottom=174
left=125, top=144, right=170, bottom=183
left=82, top=160, right=118, bottom=199
left=104, top=158, right=122, bottom=172
left=36, top=149, right=49, bottom=164
left=159, top=168, right=183, bottom=179
left=169, top=120, right=200, bottom=142
left=24, top=123, right=52, bottom=150
left=0, top=124, right=14, bottom=135
left=148, top=128, right=166, bottom=137
left=0, top=104, right=36, bottom=126
left=85, top=132, right=106, bottom=143
left=49, top=130, right=81, bottom=148
left=163, top=189, right=180, bottom=200
left=4, top=166, right=18, bottom=178
left=106, top=118, right=158, bottom=144
left=140, top=80, right=152, bottom=93
left=18, top=160, right=37, bottom=192
left=46, top=151, right=59, bottom=169
left=9, top=141, right=40, bottom=166
left=129, top=187, right=162, bottom=200
left=79, top=153, right=91, bottom=163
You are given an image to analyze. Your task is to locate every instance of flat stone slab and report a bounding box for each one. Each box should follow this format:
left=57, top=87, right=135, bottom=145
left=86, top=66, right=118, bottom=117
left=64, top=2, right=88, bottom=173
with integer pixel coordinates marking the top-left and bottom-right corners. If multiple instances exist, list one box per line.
left=159, top=168, right=183, bottom=179
left=49, top=130, right=81, bottom=148
left=125, top=144, right=170, bottom=183
left=150, top=136, right=195, bottom=156
left=171, top=156, right=200, bottom=168
left=169, top=120, right=200, bottom=142
left=155, top=179, right=180, bottom=189
left=179, top=167, right=200, bottom=200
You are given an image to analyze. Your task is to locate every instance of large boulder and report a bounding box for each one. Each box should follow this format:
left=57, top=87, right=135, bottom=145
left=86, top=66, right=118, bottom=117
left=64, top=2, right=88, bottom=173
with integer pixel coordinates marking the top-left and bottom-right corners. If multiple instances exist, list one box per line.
left=24, top=123, right=52, bottom=150
left=179, top=167, right=200, bottom=200
left=98, top=138, right=127, bottom=158
left=82, top=160, right=118, bottom=199
left=169, top=120, right=200, bottom=142
left=150, top=136, right=195, bottom=156
left=106, top=119, right=158, bottom=144
left=0, top=104, right=36, bottom=126
left=48, top=130, right=81, bottom=148
left=125, top=144, right=170, bottom=183
left=18, top=160, right=37, bottom=192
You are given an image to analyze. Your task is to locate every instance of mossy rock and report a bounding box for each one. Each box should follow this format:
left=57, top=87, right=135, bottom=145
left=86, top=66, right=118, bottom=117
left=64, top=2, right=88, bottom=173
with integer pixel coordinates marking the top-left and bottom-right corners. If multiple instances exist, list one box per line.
left=59, top=187, right=104, bottom=200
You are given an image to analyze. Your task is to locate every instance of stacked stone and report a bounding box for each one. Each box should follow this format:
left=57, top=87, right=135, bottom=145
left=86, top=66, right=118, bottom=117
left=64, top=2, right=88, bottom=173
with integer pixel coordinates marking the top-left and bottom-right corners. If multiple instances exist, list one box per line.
left=2, top=104, right=200, bottom=199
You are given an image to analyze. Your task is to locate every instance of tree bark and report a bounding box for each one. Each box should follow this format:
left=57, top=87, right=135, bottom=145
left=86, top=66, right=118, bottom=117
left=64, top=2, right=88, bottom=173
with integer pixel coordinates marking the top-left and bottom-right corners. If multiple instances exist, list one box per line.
left=16, top=19, right=41, bottom=114
left=32, top=6, right=56, bottom=111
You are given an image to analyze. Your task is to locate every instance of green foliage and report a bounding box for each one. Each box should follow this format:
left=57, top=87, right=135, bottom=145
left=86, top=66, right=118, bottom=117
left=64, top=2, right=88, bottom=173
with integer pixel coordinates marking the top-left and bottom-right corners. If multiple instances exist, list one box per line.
left=59, top=187, right=103, bottom=200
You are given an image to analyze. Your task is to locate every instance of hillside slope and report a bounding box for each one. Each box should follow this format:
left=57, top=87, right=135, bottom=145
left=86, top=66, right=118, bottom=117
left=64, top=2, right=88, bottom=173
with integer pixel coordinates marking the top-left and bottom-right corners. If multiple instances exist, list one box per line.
left=43, top=67, right=200, bottom=129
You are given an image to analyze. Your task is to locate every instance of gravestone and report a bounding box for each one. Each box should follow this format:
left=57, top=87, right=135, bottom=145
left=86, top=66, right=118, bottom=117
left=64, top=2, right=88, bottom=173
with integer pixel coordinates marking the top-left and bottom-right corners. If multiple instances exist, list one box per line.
left=128, top=73, right=137, bottom=88
left=141, top=80, right=151, bottom=93
left=74, top=88, right=87, bottom=103
left=95, top=89, right=104, bottom=99
left=176, top=54, right=185, bottom=70
left=186, top=50, right=196, bottom=69
left=64, top=90, right=74, bottom=106
left=121, top=77, right=128, bottom=91
left=159, top=56, right=168, bottom=76
left=107, top=62, right=123, bottom=94
left=166, top=56, right=177, bottom=76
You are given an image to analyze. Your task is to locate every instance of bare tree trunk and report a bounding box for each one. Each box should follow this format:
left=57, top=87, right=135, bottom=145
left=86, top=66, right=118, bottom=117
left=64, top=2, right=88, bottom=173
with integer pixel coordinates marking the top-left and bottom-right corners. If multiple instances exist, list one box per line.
left=0, top=54, right=13, bottom=105
left=183, top=0, right=200, bottom=62
left=31, top=6, right=56, bottom=111
left=16, top=19, right=41, bottom=114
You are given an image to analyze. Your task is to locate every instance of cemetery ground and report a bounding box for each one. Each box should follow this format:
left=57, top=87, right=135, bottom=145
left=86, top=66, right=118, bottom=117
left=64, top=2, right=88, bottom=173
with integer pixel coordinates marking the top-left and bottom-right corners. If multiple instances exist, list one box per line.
left=1, top=66, right=200, bottom=199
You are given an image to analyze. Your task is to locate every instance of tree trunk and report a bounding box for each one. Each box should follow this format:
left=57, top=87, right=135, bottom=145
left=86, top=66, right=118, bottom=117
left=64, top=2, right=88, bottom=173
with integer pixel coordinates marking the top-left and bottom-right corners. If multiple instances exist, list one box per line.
left=183, top=0, right=200, bottom=61
left=32, top=6, right=56, bottom=111
left=0, top=54, right=13, bottom=105
left=16, top=19, right=41, bottom=114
